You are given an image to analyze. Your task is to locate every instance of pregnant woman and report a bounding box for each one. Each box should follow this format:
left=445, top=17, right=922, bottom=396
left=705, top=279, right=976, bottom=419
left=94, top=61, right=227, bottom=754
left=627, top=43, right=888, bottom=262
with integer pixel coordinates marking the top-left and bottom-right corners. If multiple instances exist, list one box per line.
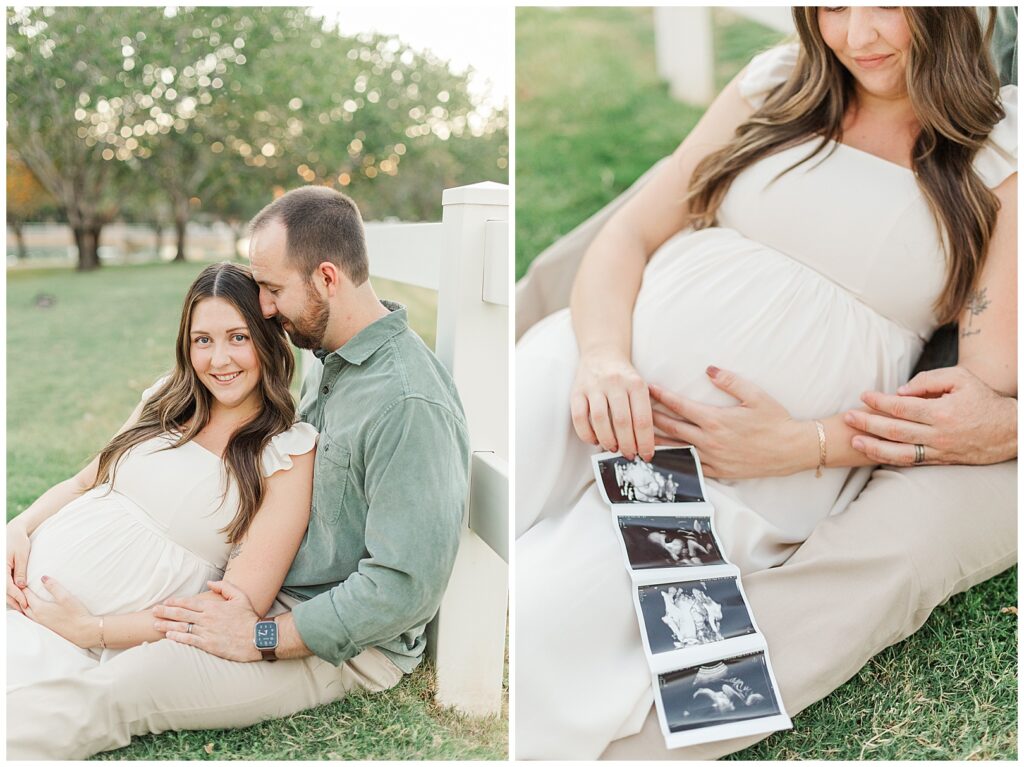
left=6, top=262, right=316, bottom=691
left=516, top=7, right=1016, bottom=759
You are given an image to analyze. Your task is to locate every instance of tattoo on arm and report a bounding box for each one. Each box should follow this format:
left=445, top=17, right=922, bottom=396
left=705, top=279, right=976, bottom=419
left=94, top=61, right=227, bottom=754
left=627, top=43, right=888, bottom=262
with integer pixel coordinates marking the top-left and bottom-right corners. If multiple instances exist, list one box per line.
left=960, top=287, right=990, bottom=338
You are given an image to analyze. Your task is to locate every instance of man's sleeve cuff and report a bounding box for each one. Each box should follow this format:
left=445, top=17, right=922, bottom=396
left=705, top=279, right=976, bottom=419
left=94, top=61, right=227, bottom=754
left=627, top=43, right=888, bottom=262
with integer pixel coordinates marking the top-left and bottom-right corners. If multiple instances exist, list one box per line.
left=292, top=593, right=359, bottom=666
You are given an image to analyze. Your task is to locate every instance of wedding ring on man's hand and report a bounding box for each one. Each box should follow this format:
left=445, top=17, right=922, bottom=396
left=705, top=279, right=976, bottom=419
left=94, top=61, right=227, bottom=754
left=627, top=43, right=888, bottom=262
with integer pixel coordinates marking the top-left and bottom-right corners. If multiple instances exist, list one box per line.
left=186, top=623, right=194, bottom=634
left=913, top=444, right=926, bottom=464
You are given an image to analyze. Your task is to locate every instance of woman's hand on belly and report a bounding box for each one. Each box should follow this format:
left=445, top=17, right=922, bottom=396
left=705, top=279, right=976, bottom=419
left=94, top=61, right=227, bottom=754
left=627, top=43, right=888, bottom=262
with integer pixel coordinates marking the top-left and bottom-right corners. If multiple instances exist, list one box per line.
left=6, top=520, right=31, bottom=613
left=649, top=367, right=817, bottom=479
left=22, top=575, right=100, bottom=649
left=570, top=349, right=655, bottom=461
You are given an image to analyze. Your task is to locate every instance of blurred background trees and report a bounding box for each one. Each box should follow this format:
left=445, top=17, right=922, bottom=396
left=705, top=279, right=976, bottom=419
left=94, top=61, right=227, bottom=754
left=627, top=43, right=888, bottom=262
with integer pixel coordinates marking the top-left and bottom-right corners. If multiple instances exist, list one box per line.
left=6, top=152, right=56, bottom=260
left=6, top=6, right=508, bottom=270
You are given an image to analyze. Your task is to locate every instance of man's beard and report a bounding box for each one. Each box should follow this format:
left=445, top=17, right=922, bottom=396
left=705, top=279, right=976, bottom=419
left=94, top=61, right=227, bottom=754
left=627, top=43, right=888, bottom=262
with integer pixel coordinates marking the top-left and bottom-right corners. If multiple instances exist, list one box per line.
left=282, top=284, right=330, bottom=350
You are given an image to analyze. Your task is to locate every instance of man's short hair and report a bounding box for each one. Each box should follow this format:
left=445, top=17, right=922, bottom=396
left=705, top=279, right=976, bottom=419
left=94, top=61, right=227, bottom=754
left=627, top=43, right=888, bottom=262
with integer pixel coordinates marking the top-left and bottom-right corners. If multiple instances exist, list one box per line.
left=249, top=186, right=369, bottom=285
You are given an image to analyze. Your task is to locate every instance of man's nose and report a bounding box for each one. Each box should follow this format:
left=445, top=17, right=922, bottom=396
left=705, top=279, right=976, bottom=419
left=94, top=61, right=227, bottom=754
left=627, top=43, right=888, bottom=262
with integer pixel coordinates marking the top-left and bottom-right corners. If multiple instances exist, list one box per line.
left=847, top=8, right=881, bottom=49
left=258, top=288, right=277, bottom=319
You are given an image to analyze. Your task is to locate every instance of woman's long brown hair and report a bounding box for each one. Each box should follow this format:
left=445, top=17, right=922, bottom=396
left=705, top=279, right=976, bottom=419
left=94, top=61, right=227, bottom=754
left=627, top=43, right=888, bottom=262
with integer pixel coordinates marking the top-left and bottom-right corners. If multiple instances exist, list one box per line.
left=90, top=262, right=297, bottom=543
left=687, top=7, right=1005, bottom=324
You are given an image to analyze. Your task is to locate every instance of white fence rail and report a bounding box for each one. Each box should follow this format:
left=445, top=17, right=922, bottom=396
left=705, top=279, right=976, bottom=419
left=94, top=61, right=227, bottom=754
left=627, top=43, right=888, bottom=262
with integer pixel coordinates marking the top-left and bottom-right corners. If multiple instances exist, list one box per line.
left=306, top=181, right=509, bottom=716
left=363, top=222, right=443, bottom=290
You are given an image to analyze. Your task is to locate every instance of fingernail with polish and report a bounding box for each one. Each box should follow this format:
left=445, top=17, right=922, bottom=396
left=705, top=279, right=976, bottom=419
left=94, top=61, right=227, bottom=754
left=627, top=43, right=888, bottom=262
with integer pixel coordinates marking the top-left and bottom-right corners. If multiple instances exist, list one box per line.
left=41, top=575, right=49, bottom=583
left=707, top=365, right=720, bottom=378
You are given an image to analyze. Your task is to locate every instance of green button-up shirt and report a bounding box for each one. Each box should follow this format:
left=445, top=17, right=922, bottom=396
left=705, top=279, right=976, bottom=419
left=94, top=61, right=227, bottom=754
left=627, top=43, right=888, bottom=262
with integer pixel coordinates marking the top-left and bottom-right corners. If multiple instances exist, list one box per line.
left=283, top=301, right=469, bottom=673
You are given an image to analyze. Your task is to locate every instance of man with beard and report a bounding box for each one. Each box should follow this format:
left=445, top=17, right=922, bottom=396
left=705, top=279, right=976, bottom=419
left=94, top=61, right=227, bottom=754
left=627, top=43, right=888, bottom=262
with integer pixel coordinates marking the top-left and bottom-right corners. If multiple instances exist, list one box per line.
left=8, top=186, right=471, bottom=759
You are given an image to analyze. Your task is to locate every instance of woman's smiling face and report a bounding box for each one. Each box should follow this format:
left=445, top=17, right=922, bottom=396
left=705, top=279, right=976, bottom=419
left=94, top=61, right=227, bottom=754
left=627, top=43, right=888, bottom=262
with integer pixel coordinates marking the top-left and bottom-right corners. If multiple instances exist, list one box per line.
left=188, top=296, right=262, bottom=412
left=818, top=7, right=912, bottom=99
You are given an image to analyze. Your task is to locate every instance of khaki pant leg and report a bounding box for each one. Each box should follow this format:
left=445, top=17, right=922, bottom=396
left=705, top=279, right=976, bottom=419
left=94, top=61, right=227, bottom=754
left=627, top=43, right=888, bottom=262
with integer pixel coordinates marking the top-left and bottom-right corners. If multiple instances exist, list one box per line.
left=7, top=638, right=402, bottom=760
left=599, top=461, right=1017, bottom=761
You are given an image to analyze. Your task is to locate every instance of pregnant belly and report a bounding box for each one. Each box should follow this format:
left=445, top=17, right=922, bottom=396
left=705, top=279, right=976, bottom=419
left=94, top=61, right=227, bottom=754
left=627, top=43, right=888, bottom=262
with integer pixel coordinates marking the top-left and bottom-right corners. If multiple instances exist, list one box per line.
left=632, top=227, right=921, bottom=421
left=25, top=490, right=218, bottom=616
left=625, top=229, right=925, bottom=561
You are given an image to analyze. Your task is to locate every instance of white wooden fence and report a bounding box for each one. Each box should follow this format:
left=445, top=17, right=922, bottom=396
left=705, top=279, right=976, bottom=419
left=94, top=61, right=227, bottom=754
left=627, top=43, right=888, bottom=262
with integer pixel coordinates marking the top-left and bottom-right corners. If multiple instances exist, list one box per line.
left=654, top=7, right=794, bottom=105
left=305, top=181, right=509, bottom=716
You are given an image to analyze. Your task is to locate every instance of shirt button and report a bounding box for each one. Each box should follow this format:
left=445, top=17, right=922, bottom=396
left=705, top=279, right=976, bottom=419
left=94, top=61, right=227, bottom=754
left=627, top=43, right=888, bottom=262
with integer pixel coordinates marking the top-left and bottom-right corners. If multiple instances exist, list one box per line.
left=321, top=385, right=329, bottom=395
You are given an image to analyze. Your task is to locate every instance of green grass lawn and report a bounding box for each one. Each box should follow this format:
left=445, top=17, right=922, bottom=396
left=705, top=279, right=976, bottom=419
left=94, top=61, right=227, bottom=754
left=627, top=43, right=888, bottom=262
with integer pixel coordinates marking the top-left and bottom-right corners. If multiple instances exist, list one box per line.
left=516, top=6, right=1017, bottom=760
left=515, top=6, right=785, bottom=279
left=7, top=261, right=507, bottom=760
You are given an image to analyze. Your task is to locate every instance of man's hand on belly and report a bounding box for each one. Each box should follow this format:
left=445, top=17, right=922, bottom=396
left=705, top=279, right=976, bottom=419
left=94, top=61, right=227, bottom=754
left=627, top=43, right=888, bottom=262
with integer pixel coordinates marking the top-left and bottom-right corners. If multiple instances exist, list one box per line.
left=847, top=366, right=1017, bottom=466
left=154, top=579, right=262, bottom=662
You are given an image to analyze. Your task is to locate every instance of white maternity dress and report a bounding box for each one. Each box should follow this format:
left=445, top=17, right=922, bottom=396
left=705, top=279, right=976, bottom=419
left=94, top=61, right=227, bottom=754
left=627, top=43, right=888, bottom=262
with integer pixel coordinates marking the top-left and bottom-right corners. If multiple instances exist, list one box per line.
left=514, top=44, right=1017, bottom=759
left=7, top=378, right=318, bottom=692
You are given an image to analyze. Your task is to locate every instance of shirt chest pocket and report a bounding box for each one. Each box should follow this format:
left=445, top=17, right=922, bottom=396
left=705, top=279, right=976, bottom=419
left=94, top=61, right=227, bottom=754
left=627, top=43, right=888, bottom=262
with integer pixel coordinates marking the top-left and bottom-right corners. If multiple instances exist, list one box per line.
left=313, top=432, right=351, bottom=524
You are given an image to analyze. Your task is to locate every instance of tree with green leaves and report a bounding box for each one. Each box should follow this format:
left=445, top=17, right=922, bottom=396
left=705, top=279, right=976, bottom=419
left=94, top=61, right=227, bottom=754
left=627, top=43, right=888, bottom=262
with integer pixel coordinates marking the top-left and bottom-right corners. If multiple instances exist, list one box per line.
left=6, top=7, right=147, bottom=269
left=6, top=7, right=286, bottom=265
left=128, top=7, right=319, bottom=261
left=254, top=21, right=508, bottom=221
left=7, top=6, right=508, bottom=270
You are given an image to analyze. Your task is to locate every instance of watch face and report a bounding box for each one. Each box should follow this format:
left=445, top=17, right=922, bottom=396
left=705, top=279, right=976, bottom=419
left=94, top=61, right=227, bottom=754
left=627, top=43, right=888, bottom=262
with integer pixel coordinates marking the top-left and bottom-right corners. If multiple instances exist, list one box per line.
left=254, top=620, right=278, bottom=649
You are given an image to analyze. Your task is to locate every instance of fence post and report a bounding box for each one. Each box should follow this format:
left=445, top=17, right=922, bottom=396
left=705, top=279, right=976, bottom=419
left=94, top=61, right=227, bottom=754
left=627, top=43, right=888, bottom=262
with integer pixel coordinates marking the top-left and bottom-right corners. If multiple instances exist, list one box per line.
left=428, top=181, right=509, bottom=715
left=654, top=7, right=795, bottom=105
left=435, top=181, right=509, bottom=453
left=654, top=6, right=715, bottom=105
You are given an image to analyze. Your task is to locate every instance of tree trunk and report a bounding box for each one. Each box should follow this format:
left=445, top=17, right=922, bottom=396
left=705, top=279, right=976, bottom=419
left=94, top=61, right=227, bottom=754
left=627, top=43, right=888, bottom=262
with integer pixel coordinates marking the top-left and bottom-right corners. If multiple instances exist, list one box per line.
left=153, top=222, right=164, bottom=261
left=73, top=224, right=102, bottom=271
left=231, top=220, right=244, bottom=260
left=173, top=216, right=187, bottom=262
left=12, top=222, right=27, bottom=260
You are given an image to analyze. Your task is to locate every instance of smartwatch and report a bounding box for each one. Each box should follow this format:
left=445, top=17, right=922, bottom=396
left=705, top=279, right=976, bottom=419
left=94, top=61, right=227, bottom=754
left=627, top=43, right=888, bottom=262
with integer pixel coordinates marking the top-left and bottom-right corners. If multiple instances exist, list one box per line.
left=253, top=618, right=279, bottom=662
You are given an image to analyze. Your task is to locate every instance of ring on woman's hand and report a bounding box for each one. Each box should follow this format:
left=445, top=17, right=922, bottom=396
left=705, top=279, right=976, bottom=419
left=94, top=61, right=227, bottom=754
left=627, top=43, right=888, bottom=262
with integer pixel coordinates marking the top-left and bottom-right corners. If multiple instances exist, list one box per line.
left=186, top=623, right=194, bottom=634
left=913, top=444, right=926, bottom=464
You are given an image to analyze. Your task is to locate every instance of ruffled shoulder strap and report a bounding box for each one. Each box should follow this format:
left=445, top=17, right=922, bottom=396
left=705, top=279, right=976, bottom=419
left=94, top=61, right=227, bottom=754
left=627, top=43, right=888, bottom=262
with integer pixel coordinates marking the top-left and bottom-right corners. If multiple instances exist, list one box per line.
left=141, top=374, right=171, bottom=402
left=973, top=84, right=1017, bottom=188
left=262, top=421, right=318, bottom=477
left=738, top=43, right=799, bottom=110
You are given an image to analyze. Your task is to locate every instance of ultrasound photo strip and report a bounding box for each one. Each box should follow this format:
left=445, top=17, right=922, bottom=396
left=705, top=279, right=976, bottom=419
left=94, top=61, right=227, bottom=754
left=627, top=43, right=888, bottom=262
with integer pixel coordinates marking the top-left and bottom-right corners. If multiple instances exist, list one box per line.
left=653, top=649, right=792, bottom=750
left=592, top=447, right=712, bottom=512
left=591, top=447, right=792, bottom=749
left=634, top=575, right=764, bottom=674
left=613, top=514, right=734, bottom=586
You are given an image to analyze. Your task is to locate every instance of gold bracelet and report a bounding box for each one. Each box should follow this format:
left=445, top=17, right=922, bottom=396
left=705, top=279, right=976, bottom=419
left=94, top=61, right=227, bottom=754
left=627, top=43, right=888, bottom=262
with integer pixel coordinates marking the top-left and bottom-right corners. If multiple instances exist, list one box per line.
left=814, top=420, right=827, bottom=478
left=98, top=616, right=106, bottom=649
